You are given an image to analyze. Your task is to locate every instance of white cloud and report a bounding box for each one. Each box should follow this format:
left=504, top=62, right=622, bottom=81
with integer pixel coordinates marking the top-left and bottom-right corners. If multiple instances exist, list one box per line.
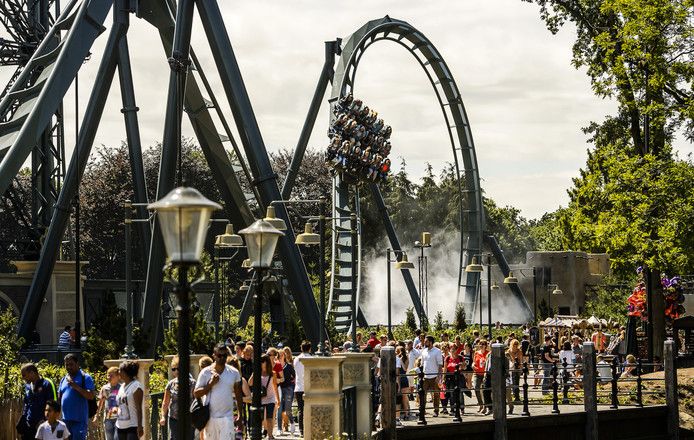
left=3, top=0, right=692, bottom=220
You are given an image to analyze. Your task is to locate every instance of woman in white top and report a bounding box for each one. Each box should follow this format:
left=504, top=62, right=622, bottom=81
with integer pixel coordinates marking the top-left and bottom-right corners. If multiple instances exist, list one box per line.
left=558, top=341, right=575, bottom=365
left=249, top=354, right=278, bottom=440
left=115, top=360, right=144, bottom=439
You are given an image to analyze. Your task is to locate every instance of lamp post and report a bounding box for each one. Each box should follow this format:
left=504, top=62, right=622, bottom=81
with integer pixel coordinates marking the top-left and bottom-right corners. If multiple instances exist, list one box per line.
left=350, top=213, right=359, bottom=352
left=386, top=249, right=415, bottom=340
left=465, top=255, right=484, bottom=331
left=295, top=197, right=327, bottom=355
left=503, top=268, right=537, bottom=321
left=124, top=200, right=135, bottom=359
left=547, top=284, right=563, bottom=316
left=414, top=232, right=432, bottom=315
left=238, top=219, right=284, bottom=440
left=148, top=187, right=221, bottom=440
left=214, top=224, right=244, bottom=340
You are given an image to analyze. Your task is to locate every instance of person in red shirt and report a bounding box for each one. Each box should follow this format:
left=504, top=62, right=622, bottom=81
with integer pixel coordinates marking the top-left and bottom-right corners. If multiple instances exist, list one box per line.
left=472, top=341, right=489, bottom=413
left=266, top=347, right=284, bottom=428
left=367, top=331, right=378, bottom=349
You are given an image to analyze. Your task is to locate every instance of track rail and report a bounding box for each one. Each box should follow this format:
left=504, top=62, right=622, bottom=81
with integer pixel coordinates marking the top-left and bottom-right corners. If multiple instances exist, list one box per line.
left=328, top=17, right=485, bottom=328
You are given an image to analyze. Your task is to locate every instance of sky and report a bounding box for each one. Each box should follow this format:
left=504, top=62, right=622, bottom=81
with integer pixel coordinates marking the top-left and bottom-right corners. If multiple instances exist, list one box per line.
left=2, top=0, right=691, bottom=220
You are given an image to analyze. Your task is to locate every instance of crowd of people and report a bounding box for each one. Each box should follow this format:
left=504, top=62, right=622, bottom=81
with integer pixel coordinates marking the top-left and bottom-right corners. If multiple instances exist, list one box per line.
left=326, top=324, right=648, bottom=426
left=325, top=94, right=393, bottom=183
left=17, top=323, right=653, bottom=439
left=17, top=339, right=314, bottom=440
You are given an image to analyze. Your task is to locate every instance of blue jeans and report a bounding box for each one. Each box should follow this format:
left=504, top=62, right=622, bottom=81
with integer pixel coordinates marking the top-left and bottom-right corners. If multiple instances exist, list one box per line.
left=104, top=418, right=117, bottom=440
left=64, top=420, right=87, bottom=440
left=277, top=387, right=294, bottom=430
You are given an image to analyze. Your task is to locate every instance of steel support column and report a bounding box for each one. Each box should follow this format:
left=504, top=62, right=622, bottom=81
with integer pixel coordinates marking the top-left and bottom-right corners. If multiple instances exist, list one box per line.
left=141, top=0, right=195, bottom=355
left=281, top=40, right=339, bottom=200
left=18, top=16, right=126, bottom=339
left=195, top=0, right=320, bottom=343
left=116, top=24, right=151, bottom=256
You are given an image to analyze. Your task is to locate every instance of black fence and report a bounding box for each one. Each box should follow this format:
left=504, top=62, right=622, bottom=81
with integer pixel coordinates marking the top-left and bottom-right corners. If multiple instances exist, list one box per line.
left=342, top=385, right=357, bottom=439
left=375, top=341, right=677, bottom=434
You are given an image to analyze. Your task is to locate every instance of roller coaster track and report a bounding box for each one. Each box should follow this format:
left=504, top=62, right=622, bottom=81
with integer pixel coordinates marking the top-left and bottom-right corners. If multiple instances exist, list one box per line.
left=328, top=17, right=486, bottom=331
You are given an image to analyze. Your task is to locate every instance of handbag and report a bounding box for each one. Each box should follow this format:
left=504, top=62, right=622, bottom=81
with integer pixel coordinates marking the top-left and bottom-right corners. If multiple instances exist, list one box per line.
left=254, top=376, right=269, bottom=399
left=190, top=398, right=210, bottom=430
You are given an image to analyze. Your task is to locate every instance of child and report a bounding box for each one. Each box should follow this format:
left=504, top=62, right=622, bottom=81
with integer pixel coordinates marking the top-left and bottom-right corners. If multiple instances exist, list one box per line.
left=35, top=400, right=70, bottom=439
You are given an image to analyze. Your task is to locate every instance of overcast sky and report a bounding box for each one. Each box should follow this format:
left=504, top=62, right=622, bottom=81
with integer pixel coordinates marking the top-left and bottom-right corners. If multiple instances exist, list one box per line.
left=3, top=0, right=692, bottom=219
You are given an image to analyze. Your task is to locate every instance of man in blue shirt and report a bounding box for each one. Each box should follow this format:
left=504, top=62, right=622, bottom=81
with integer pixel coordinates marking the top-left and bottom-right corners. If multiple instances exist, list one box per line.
left=59, top=353, right=95, bottom=440
left=17, top=363, right=56, bottom=439
left=58, top=326, right=72, bottom=348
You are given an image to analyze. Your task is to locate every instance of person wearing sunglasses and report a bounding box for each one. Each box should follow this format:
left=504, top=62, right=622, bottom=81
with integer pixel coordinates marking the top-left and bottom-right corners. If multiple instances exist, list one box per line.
left=160, top=357, right=195, bottom=439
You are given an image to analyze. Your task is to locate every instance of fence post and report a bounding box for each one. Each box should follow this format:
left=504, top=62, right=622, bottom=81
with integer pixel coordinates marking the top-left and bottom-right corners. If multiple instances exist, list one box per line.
left=521, top=362, right=530, bottom=416
left=491, top=343, right=508, bottom=440
left=380, top=346, right=397, bottom=440
left=417, top=369, right=426, bottom=425
left=342, top=353, right=375, bottom=437
left=582, top=342, right=598, bottom=440
left=664, top=339, right=679, bottom=440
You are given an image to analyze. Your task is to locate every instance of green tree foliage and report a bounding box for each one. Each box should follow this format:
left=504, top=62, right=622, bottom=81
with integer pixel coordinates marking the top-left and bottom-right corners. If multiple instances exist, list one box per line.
left=0, top=309, right=23, bottom=394
left=524, top=0, right=694, bottom=277
left=432, top=311, right=447, bottom=334
left=162, top=305, right=215, bottom=356
left=404, top=307, right=417, bottom=332
left=523, top=0, right=694, bottom=150
left=584, top=283, right=631, bottom=324
left=453, top=304, right=468, bottom=332
left=558, top=143, right=694, bottom=276
left=79, top=140, right=223, bottom=279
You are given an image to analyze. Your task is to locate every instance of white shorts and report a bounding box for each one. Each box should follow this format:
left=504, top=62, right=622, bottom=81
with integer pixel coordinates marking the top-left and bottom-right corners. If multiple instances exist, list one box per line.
left=204, top=417, right=235, bottom=440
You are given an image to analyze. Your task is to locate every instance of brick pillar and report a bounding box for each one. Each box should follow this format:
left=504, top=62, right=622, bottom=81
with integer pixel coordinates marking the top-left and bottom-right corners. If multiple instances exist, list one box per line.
left=164, top=354, right=206, bottom=379
left=302, top=356, right=346, bottom=440
left=342, top=352, right=375, bottom=436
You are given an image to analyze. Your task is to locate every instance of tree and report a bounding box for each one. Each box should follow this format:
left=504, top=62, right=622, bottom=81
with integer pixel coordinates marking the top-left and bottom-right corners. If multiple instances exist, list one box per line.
left=404, top=307, right=417, bottom=332
left=522, top=0, right=694, bottom=151
left=524, top=0, right=694, bottom=278
left=162, top=306, right=215, bottom=356
left=453, top=304, right=468, bottom=332
left=80, top=140, right=223, bottom=279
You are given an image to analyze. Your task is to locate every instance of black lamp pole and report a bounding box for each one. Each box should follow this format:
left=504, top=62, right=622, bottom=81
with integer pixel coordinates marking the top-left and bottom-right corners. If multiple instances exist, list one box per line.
left=350, top=213, right=359, bottom=352
left=387, top=249, right=392, bottom=340
left=487, top=254, right=492, bottom=340
left=532, top=266, right=537, bottom=322
left=318, top=196, right=327, bottom=355
left=175, top=264, right=192, bottom=440
left=251, top=267, right=264, bottom=440
left=213, top=245, right=220, bottom=341
left=124, top=201, right=134, bottom=358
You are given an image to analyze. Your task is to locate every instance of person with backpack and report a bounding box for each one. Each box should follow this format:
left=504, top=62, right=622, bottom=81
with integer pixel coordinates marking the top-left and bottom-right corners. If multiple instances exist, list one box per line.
left=249, top=354, right=278, bottom=440
left=277, top=347, right=296, bottom=435
left=17, top=363, right=57, bottom=440
left=58, top=354, right=95, bottom=440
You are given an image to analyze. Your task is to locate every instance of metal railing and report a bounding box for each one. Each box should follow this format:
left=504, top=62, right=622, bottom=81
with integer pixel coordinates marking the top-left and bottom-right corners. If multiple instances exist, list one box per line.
left=342, top=385, right=358, bottom=439
left=150, top=392, right=168, bottom=440
left=384, top=350, right=670, bottom=426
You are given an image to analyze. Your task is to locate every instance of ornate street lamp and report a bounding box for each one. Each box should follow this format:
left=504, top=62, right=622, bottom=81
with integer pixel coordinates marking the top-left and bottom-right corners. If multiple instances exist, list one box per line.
left=387, top=249, right=414, bottom=339
left=148, top=187, right=221, bottom=439
left=238, top=219, right=284, bottom=440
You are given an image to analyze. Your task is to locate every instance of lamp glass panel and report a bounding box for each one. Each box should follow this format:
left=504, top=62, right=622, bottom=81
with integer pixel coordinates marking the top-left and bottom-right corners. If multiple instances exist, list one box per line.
left=245, top=232, right=280, bottom=268
left=157, top=206, right=214, bottom=263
